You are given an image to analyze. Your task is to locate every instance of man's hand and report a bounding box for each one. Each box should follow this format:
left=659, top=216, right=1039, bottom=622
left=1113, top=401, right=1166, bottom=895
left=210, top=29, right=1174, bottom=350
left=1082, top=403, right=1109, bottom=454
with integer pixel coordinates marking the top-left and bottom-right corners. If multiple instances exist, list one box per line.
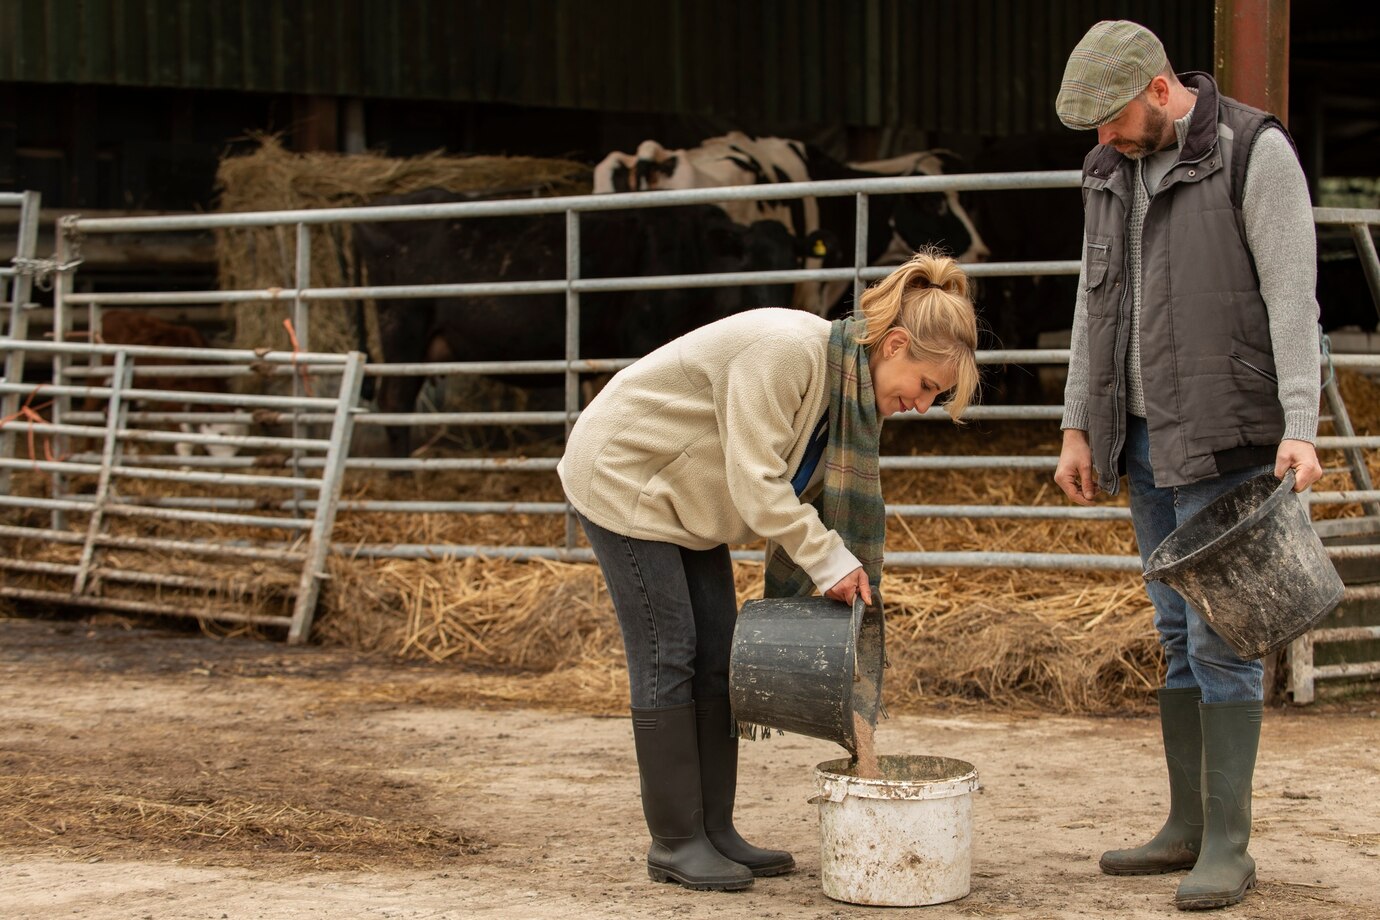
left=1275, top=439, right=1323, bottom=491
left=826, top=567, right=872, bottom=607
left=1054, top=428, right=1098, bottom=506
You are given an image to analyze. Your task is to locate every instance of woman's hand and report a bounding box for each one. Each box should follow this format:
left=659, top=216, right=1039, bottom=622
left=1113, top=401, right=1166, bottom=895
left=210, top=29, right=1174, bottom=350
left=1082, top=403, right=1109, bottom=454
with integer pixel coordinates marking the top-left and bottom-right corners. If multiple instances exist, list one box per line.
left=826, top=568, right=873, bottom=607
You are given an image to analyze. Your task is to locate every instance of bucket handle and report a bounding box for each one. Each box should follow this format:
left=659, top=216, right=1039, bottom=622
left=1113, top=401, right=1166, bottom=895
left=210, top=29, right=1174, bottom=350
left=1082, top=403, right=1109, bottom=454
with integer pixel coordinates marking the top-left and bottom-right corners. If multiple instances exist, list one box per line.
left=807, top=784, right=849, bottom=805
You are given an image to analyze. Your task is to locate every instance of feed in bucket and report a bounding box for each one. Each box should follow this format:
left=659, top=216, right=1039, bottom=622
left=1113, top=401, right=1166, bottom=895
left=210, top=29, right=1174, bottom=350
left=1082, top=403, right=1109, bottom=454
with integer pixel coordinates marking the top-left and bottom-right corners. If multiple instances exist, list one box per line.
left=1143, top=470, right=1344, bottom=660
left=851, top=710, right=880, bottom=778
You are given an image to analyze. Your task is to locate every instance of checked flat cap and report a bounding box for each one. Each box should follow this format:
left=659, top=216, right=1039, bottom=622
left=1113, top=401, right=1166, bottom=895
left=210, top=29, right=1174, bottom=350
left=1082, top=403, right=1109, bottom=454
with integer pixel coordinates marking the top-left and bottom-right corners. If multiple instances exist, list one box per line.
left=1056, top=20, right=1168, bottom=129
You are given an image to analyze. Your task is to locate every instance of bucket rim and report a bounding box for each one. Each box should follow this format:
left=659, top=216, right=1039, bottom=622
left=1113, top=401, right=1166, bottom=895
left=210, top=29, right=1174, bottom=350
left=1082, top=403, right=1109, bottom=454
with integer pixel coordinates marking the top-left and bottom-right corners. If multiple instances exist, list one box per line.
left=815, top=755, right=979, bottom=801
left=1144, top=469, right=1296, bottom=583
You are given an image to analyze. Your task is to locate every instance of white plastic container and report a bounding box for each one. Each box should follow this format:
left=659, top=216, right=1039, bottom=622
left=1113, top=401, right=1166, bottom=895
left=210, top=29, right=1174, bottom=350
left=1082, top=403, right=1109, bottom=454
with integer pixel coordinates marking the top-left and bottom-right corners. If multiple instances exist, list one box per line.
left=812, top=754, right=979, bottom=906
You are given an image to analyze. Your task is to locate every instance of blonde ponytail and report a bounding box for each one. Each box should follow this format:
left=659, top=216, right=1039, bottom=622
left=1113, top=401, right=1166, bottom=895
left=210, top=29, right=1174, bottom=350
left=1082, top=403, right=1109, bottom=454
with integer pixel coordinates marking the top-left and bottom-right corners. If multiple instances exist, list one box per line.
left=855, top=248, right=981, bottom=419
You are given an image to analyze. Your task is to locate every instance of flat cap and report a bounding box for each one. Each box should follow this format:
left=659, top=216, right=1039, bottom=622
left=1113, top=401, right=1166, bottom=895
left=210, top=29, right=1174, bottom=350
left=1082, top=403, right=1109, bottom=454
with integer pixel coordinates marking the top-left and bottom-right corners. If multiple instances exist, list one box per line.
left=1056, top=20, right=1168, bottom=130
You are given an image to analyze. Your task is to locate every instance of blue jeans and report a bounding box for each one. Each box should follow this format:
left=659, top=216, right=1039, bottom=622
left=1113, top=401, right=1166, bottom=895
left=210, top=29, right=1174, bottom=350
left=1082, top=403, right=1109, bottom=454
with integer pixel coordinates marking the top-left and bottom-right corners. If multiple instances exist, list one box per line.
left=1124, top=416, right=1270, bottom=703
left=575, top=510, right=738, bottom=709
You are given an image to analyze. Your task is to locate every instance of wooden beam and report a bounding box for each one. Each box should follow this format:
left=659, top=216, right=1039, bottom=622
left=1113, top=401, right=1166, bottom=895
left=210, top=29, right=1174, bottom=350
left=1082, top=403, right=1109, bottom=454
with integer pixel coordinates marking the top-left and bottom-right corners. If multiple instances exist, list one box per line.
left=1215, top=0, right=1291, bottom=124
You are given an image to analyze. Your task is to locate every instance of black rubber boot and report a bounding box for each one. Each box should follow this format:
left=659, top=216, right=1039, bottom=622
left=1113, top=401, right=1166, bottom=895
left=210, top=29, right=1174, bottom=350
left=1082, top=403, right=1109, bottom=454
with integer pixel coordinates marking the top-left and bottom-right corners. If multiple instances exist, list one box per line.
left=631, top=704, right=753, bottom=891
left=1175, top=701, right=1262, bottom=910
left=1101, top=687, right=1204, bottom=875
left=694, top=698, right=796, bottom=877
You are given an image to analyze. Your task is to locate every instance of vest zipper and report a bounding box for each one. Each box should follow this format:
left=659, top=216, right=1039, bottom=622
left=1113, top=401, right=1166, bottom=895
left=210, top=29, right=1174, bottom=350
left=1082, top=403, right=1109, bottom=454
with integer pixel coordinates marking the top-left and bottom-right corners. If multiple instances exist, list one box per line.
left=1230, top=352, right=1279, bottom=383
left=1108, top=236, right=1131, bottom=486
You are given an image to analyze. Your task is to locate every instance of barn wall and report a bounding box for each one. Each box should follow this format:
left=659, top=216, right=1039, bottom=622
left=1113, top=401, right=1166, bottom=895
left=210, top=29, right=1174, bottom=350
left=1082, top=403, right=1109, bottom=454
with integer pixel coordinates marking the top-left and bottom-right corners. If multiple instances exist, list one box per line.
left=0, top=0, right=1212, bottom=134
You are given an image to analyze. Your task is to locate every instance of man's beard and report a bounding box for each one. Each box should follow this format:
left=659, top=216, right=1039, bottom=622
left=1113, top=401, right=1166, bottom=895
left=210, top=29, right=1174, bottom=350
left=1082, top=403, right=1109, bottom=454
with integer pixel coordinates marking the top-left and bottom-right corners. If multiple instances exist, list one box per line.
left=1120, top=104, right=1170, bottom=160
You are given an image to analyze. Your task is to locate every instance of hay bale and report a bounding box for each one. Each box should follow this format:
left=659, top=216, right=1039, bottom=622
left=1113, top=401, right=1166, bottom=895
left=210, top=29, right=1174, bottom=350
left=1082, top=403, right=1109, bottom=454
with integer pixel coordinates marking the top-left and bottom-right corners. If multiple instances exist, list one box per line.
left=214, top=134, right=591, bottom=362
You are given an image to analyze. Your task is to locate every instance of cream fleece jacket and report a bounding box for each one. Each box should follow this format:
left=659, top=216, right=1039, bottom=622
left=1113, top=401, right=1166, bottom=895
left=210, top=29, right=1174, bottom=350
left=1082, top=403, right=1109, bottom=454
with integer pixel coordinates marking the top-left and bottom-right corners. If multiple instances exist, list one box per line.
left=558, top=308, right=862, bottom=593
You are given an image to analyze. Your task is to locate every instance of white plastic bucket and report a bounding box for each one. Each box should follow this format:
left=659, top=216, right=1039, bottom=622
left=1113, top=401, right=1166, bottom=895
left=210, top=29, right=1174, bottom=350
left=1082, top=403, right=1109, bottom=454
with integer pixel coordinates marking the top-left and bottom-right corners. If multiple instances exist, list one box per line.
left=812, top=754, right=979, bottom=906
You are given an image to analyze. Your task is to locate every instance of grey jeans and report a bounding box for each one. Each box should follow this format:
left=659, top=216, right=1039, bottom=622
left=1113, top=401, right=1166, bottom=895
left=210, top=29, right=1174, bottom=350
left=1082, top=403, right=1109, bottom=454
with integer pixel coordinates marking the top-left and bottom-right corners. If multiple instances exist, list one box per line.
left=574, top=510, right=738, bottom=709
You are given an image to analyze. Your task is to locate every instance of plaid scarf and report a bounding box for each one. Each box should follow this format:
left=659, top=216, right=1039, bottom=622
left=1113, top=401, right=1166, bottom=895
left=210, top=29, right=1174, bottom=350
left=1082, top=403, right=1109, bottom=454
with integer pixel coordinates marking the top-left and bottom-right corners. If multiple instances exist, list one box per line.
left=764, top=316, right=884, bottom=598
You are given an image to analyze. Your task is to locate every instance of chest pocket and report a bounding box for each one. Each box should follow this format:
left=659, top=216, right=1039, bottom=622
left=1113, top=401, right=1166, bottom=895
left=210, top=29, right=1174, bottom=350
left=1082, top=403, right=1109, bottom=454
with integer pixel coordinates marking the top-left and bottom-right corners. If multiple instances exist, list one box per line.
left=1083, top=234, right=1117, bottom=318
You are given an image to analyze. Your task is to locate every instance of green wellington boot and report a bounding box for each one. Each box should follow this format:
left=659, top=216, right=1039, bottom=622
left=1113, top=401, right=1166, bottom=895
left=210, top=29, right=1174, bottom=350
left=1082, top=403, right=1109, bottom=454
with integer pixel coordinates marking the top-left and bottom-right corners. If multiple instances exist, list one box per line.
left=631, top=703, right=754, bottom=891
left=1175, top=701, right=1262, bottom=910
left=694, top=698, right=795, bottom=877
left=1101, top=687, right=1204, bottom=875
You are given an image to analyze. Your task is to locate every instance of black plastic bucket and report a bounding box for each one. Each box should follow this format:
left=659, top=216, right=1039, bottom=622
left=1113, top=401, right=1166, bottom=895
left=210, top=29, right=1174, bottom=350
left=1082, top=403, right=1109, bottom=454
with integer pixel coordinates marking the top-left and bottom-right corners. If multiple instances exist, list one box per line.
left=1143, top=470, right=1344, bottom=661
left=728, top=595, right=884, bottom=751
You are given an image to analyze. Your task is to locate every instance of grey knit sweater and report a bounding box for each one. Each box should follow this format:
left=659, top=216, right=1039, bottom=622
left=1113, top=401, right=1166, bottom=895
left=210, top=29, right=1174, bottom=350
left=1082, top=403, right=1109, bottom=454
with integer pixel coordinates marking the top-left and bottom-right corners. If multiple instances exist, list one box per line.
left=1062, top=120, right=1321, bottom=446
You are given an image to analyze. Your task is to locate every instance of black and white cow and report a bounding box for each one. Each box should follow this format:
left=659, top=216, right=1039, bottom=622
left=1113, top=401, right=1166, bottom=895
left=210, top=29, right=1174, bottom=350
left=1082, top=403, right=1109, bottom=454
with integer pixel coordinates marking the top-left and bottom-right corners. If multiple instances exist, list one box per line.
left=594, top=132, right=989, bottom=315
left=354, top=189, right=811, bottom=457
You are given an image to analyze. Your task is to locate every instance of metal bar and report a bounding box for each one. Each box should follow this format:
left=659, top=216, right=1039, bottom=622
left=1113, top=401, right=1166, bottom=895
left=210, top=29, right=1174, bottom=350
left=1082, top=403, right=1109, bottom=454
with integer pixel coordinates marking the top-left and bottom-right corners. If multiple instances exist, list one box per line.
left=0, top=337, right=347, bottom=363
left=291, top=222, right=312, bottom=505
left=0, top=558, right=299, bottom=595
left=0, top=381, right=341, bottom=410
left=66, top=364, right=323, bottom=379
left=4, top=421, right=328, bottom=452
left=0, top=457, right=326, bottom=490
left=1341, top=584, right=1380, bottom=601
left=341, top=404, right=1070, bottom=427
left=73, top=354, right=130, bottom=594
left=1313, top=207, right=1380, bottom=226
left=318, top=542, right=1144, bottom=572
left=57, top=259, right=1084, bottom=308
left=65, top=170, right=1086, bottom=233
left=66, top=411, right=263, bottom=424
left=0, top=190, right=42, bottom=490
left=0, top=587, right=294, bottom=628
left=853, top=192, right=868, bottom=313
left=881, top=456, right=1058, bottom=470
left=324, top=457, right=560, bottom=472
left=1324, top=544, right=1380, bottom=559
left=101, top=503, right=315, bottom=531
left=1311, top=661, right=1380, bottom=681
left=324, top=542, right=595, bottom=562
left=0, top=493, right=311, bottom=529
left=1313, top=517, right=1380, bottom=539
left=0, top=495, right=102, bottom=513
left=887, top=503, right=1131, bottom=520
left=1309, top=490, right=1380, bottom=504
left=357, top=411, right=571, bottom=426
left=288, top=351, right=366, bottom=644
left=564, top=208, right=581, bottom=555
left=1310, top=626, right=1380, bottom=643
left=294, top=222, right=312, bottom=351
left=238, top=346, right=1380, bottom=383
left=882, top=551, right=1143, bottom=571
left=49, top=219, right=75, bottom=533
left=0, top=525, right=307, bottom=562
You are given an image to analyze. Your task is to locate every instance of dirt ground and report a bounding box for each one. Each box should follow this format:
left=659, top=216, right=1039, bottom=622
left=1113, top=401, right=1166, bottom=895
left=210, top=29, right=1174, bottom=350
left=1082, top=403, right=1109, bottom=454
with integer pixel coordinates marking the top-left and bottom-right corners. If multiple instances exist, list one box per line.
left=1, top=615, right=1377, bottom=920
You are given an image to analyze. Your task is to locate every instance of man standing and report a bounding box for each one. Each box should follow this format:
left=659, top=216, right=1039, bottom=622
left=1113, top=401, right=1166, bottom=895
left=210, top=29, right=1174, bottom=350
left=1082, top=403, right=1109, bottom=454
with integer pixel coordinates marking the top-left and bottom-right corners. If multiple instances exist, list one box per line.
left=1052, top=20, right=1323, bottom=911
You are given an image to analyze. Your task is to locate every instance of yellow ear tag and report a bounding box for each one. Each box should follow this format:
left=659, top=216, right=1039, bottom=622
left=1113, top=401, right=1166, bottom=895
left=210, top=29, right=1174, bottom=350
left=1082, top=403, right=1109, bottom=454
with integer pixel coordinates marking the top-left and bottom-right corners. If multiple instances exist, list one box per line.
left=812, top=238, right=828, bottom=257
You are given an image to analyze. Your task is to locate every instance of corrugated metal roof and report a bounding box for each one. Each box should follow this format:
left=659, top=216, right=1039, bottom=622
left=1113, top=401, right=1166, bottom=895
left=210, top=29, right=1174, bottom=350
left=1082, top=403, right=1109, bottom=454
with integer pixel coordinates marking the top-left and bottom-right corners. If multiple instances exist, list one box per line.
left=0, top=0, right=1213, bottom=134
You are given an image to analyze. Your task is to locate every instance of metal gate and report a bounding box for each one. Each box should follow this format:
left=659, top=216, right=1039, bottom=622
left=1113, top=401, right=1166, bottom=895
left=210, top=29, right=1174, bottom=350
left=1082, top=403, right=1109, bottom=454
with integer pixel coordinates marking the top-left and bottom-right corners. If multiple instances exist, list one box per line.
left=3, top=181, right=1380, bottom=684
left=0, top=337, right=365, bottom=643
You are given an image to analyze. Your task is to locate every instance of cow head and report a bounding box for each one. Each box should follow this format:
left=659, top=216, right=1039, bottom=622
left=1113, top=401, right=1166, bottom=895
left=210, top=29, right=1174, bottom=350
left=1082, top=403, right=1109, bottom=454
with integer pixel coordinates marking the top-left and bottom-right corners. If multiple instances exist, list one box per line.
left=890, top=193, right=984, bottom=264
